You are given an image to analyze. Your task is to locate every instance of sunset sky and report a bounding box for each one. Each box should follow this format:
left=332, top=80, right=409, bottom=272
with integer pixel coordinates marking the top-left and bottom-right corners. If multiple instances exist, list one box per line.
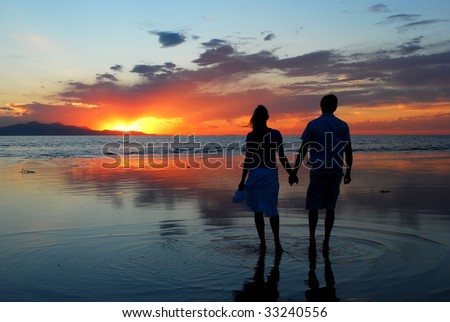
left=1, top=0, right=450, bottom=135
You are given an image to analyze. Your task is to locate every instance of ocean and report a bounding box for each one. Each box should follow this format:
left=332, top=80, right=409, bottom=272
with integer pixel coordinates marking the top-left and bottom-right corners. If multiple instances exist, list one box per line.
left=1, top=135, right=450, bottom=159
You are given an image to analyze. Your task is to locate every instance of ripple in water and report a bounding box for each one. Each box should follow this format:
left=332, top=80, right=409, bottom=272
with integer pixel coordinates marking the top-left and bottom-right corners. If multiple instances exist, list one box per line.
left=0, top=221, right=449, bottom=301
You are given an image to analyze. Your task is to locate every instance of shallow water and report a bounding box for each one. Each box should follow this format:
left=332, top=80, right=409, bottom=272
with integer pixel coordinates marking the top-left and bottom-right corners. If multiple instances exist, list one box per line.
left=0, top=154, right=450, bottom=301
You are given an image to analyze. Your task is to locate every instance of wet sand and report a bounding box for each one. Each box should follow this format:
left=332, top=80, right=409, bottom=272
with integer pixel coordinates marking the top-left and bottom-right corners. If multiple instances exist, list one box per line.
left=0, top=153, right=450, bottom=301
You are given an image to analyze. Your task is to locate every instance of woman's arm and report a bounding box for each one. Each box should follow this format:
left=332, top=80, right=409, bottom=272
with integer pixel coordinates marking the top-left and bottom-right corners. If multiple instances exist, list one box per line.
left=277, top=142, right=293, bottom=176
left=293, top=141, right=309, bottom=175
left=239, top=168, right=248, bottom=191
left=238, top=142, right=254, bottom=191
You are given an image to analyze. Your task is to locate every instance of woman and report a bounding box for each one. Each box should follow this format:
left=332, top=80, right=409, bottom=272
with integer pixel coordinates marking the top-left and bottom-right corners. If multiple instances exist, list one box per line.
left=238, top=105, right=293, bottom=252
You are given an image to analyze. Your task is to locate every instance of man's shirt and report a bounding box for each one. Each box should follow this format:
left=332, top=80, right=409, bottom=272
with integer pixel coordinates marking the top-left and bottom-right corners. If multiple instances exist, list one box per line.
left=301, top=113, right=351, bottom=174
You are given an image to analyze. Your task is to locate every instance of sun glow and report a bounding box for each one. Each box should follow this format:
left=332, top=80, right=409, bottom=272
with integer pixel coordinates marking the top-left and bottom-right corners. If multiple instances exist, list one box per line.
left=110, top=123, right=142, bottom=132
left=107, top=118, right=144, bottom=132
left=105, top=116, right=184, bottom=134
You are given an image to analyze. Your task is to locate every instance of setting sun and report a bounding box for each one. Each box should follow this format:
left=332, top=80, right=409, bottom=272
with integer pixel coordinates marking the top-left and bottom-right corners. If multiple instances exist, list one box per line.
left=109, top=121, right=143, bottom=133
left=104, top=116, right=184, bottom=134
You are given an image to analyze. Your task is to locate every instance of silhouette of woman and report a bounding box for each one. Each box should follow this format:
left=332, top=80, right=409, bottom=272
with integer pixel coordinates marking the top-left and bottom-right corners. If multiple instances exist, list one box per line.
left=238, top=105, right=293, bottom=252
left=233, top=251, right=282, bottom=301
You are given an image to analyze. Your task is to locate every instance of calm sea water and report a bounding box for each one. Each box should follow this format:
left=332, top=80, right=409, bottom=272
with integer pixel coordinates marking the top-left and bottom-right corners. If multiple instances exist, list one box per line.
left=1, top=135, right=450, bottom=301
left=1, top=135, right=450, bottom=159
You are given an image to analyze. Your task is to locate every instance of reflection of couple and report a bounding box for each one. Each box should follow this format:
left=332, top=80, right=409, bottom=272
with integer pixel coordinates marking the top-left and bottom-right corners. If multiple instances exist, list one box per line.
left=233, top=251, right=282, bottom=301
left=238, top=94, right=353, bottom=252
left=233, top=242, right=339, bottom=302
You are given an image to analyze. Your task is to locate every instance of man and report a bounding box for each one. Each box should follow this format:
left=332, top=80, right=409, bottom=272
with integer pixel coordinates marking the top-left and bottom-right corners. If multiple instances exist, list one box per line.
left=290, top=94, right=353, bottom=251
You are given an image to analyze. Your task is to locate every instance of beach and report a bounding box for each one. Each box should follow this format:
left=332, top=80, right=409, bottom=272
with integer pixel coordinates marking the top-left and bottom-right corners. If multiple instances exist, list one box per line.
left=1, top=137, right=450, bottom=301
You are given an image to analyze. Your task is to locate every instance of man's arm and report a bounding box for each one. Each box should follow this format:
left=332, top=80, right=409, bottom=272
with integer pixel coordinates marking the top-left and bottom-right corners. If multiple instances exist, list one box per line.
left=344, top=141, right=353, bottom=184
left=293, top=141, right=309, bottom=175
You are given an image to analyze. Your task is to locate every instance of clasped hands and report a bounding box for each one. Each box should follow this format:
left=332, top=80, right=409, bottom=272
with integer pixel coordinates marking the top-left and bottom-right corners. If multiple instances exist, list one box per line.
left=288, top=172, right=299, bottom=186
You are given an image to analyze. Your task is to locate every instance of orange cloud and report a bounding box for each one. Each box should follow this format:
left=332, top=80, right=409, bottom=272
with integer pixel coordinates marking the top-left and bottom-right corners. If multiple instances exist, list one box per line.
left=2, top=39, right=450, bottom=135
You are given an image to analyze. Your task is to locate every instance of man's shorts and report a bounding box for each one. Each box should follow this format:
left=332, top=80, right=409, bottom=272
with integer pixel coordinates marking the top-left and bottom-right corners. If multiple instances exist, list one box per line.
left=306, top=170, right=342, bottom=210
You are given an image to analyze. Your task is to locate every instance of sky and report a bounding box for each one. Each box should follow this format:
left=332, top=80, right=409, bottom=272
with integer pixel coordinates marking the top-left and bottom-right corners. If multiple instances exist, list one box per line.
left=1, top=0, right=450, bottom=135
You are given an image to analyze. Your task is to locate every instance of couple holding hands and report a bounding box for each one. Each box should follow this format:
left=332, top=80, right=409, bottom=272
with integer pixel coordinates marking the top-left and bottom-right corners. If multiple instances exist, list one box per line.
left=238, top=94, right=353, bottom=253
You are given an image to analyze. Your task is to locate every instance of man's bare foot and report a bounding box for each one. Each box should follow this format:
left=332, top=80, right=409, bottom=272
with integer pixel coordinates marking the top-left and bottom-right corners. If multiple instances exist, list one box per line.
left=259, top=241, right=267, bottom=251
left=275, top=240, right=283, bottom=254
left=322, top=240, right=329, bottom=253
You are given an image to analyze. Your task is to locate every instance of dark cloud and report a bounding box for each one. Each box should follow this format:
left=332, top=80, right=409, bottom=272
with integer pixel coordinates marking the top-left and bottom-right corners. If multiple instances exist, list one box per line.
left=131, top=64, right=166, bottom=75
left=201, top=39, right=228, bottom=48
left=275, top=50, right=343, bottom=77
left=263, top=33, right=275, bottom=41
left=110, top=64, right=123, bottom=72
left=129, top=63, right=179, bottom=81
left=397, top=36, right=424, bottom=55
left=336, top=52, right=450, bottom=105
left=397, top=19, right=449, bottom=33
left=214, top=50, right=278, bottom=75
left=0, top=106, right=14, bottom=111
left=368, top=4, right=389, bottom=13
left=131, top=62, right=177, bottom=73
left=96, top=73, right=118, bottom=82
left=60, top=81, right=121, bottom=101
left=394, top=63, right=450, bottom=88
left=377, top=13, right=449, bottom=33
left=150, top=31, right=186, bottom=47
left=192, top=45, right=235, bottom=66
left=164, top=62, right=177, bottom=69
left=378, top=14, right=422, bottom=24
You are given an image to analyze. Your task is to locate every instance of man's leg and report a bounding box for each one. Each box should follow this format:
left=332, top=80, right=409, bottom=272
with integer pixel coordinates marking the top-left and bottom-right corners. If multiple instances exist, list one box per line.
left=323, top=173, right=340, bottom=250
left=308, top=209, right=319, bottom=242
left=254, top=212, right=266, bottom=250
left=323, top=209, right=335, bottom=250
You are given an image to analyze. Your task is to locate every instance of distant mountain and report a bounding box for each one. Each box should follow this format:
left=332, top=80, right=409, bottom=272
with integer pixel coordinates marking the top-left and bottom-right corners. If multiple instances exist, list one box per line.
left=0, top=121, right=149, bottom=135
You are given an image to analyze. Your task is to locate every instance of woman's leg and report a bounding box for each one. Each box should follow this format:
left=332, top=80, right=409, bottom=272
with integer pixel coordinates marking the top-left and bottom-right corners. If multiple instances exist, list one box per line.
left=270, top=216, right=283, bottom=252
left=308, top=209, right=319, bottom=242
left=254, top=212, right=266, bottom=250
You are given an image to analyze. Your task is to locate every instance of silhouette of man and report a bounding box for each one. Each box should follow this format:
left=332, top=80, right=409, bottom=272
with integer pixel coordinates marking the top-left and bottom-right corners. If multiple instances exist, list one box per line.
left=290, top=94, right=353, bottom=250
left=305, top=242, right=339, bottom=302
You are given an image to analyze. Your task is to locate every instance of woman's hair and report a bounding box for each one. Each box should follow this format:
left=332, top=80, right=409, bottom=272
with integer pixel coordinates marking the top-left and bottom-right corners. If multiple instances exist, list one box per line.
left=249, top=105, right=269, bottom=131
left=248, top=105, right=269, bottom=143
